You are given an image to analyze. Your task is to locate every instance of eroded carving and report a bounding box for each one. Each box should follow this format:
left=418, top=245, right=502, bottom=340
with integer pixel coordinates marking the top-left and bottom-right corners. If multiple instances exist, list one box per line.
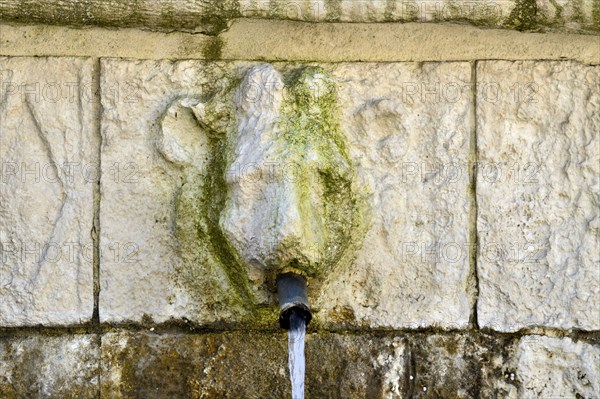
left=158, top=64, right=367, bottom=308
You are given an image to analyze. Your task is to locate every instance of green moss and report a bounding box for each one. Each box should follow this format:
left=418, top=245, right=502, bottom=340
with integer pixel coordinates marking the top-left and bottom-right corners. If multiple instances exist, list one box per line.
left=174, top=0, right=239, bottom=35
left=282, top=67, right=346, bottom=154
left=549, top=0, right=564, bottom=22
left=571, top=0, right=586, bottom=23
left=505, top=0, right=538, bottom=31
left=593, top=0, right=600, bottom=30
left=202, top=133, right=255, bottom=307
left=171, top=66, right=368, bottom=325
left=202, top=37, right=224, bottom=60
left=384, top=0, right=397, bottom=21
left=324, top=0, right=343, bottom=21
left=445, top=0, right=462, bottom=20
left=269, top=66, right=364, bottom=280
left=169, top=76, right=256, bottom=320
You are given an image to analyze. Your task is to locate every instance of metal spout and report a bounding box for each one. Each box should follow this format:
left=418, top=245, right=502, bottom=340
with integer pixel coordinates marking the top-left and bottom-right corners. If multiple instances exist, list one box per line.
left=277, top=273, right=312, bottom=330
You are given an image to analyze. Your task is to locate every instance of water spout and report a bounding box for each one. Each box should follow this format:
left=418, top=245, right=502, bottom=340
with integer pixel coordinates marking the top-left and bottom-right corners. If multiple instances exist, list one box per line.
left=277, top=273, right=312, bottom=330
left=277, top=273, right=311, bottom=399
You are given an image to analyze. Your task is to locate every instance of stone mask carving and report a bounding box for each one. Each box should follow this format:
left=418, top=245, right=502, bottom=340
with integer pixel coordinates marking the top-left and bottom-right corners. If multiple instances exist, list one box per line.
left=158, top=64, right=366, bottom=308
left=222, top=64, right=362, bottom=285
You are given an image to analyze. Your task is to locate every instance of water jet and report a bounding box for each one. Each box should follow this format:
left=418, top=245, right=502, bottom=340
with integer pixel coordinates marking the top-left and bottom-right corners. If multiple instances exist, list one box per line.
left=217, top=63, right=366, bottom=399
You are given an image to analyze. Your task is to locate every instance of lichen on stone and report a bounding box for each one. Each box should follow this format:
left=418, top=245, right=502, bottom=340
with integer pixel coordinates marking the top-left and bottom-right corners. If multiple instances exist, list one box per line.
left=160, top=64, right=367, bottom=321
left=505, top=0, right=538, bottom=30
left=593, top=0, right=600, bottom=30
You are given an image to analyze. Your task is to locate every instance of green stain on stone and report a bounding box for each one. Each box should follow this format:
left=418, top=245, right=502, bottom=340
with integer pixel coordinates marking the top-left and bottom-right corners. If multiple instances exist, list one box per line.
left=272, top=66, right=366, bottom=279
left=202, top=37, right=224, bottom=60
left=505, top=0, right=538, bottom=31
left=173, top=65, right=368, bottom=322
left=571, top=0, right=586, bottom=24
left=549, top=0, right=564, bottom=23
left=168, top=75, right=256, bottom=320
left=593, top=0, right=600, bottom=30
left=325, top=0, right=343, bottom=21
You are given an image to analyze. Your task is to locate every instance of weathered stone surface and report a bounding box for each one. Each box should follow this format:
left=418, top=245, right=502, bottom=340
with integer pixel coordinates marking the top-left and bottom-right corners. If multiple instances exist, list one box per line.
left=100, top=331, right=396, bottom=399
left=0, top=57, right=96, bottom=326
left=1, top=330, right=595, bottom=399
left=476, top=61, right=600, bottom=332
left=100, top=330, right=509, bottom=399
left=409, top=332, right=517, bottom=398
left=0, top=334, right=99, bottom=398
left=99, top=59, right=253, bottom=324
left=515, top=335, right=600, bottom=398
left=537, top=0, right=600, bottom=31
left=238, top=0, right=515, bottom=25
left=2, top=0, right=598, bottom=33
left=220, top=64, right=363, bottom=287
left=100, top=60, right=472, bottom=329
left=317, top=62, right=473, bottom=329
left=3, top=22, right=599, bottom=65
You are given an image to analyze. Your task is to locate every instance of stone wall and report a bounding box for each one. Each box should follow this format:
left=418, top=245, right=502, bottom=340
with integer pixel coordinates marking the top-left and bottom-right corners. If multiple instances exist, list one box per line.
left=1, top=3, right=599, bottom=398
left=2, top=0, right=600, bottom=33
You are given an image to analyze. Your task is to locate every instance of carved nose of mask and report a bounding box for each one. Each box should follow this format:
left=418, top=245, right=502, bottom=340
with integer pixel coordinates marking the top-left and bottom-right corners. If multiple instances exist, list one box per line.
left=270, top=177, right=322, bottom=275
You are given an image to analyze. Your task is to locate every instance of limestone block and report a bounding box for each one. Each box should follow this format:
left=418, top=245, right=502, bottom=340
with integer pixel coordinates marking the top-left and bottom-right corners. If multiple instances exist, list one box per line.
left=2, top=0, right=598, bottom=33
left=238, top=0, right=515, bottom=25
left=100, top=331, right=506, bottom=399
left=537, top=0, right=600, bottom=30
left=0, top=0, right=516, bottom=30
left=476, top=61, right=600, bottom=331
left=317, top=62, right=473, bottom=329
left=99, top=59, right=252, bottom=324
left=0, top=334, right=99, bottom=398
left=100, top=331, right=404, bottom=399
left=408, top=333, right=517, bottom=398
left=515, top=336, right=600, bottom=398
left=100, top=60, right=472, bottom=328
left=0, top=57, right=96, bottom=326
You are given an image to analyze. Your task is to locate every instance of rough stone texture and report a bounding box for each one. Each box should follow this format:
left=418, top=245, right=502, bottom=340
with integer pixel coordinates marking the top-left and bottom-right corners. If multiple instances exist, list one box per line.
left=100, top=330, right=510, bottom=399
left=1, top=0, right=599, bottom=33
left=98, top=59, right=252, bottom=325
left=537, top=0, right=600, bottom=31
left=0, top=57, right=96, bottom=326
left=2, top=22, right=599, bottom=65
left=1, top=330, right=597, bottom=399
left=408, top=332, right=517, bottom=398
left=220, top=64, right=364, bottom=288
left=238, top=0, right=516, bottom=25
left=0, top=334, right=99, bottom=398
left=476, top=61, right=600, bottom=332
left=0, top=15, right=599, bottom=399
left=99, top=60, right=472, bottom=329
left=317, top=62, right=473, bottom=329
left=515, top=335, right=600, bottom=398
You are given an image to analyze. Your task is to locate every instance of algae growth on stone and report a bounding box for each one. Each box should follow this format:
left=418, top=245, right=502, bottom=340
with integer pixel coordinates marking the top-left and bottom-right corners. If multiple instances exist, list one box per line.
left=159, top=63, right=367, bottom=321
left=220, top=64, right=366, bottom=290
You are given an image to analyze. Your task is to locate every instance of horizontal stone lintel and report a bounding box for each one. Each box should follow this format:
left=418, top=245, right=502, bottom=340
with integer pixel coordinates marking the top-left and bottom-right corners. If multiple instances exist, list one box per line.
left=0, top=20, right=598, bottom=64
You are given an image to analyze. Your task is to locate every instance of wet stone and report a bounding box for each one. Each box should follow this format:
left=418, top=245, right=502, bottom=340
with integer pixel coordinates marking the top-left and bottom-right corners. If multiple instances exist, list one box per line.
left=514, top=335, right=600, bottom=398
left=99, top=330, right=515, bottom=399
left=0, top=334, right=99, bottom=398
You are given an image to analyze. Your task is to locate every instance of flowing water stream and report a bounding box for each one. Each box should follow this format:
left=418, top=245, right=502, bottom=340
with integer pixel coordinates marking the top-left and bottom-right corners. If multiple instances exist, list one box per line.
left=288, top=311, right=306, bottom=399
